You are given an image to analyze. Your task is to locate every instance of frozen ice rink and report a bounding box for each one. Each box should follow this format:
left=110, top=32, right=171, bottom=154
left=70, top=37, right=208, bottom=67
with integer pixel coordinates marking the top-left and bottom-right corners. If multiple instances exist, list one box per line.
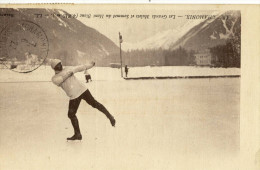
left=0, top=67, right=240, bottom=170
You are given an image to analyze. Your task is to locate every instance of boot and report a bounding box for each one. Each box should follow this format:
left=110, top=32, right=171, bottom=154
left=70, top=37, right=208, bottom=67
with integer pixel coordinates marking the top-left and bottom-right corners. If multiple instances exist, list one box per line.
left=109, top=116, right=116, bottom=127
left=97, top=104, right=116, bottom=127
left=92, top=100, right=116, bottom=127
left=67, top=117, right=82, bottom=140
left=67, top=133, right=82, bottom=140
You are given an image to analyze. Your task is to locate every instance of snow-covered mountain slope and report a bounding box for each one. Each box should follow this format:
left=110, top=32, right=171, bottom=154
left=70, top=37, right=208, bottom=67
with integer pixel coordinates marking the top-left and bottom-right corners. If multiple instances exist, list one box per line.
left=0, top=8, right=119, bottom=66
left=123, top=19, right=205, bottom=51
left=170, top=11, right=241, bottom=51
left=123, top=11, right=240, bottom=51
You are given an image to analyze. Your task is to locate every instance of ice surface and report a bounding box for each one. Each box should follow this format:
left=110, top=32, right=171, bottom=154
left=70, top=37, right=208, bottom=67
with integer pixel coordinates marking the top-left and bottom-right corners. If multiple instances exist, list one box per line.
left=0, top=66, right=240, bottom=82
left=0, top=76, right=240, bottom=170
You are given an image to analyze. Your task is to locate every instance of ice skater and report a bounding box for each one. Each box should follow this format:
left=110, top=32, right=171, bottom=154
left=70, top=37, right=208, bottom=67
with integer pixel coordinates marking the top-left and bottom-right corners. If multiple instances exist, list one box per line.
left=51, top=59, right=116, bottom=141
left=125, top=65, right=129, bottom=77
left=84, top=70, right=92, bottom=83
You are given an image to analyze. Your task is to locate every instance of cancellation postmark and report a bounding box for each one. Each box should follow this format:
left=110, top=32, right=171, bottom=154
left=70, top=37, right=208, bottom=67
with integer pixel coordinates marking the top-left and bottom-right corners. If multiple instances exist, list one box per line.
left=0, top=20, right=49, bottom=73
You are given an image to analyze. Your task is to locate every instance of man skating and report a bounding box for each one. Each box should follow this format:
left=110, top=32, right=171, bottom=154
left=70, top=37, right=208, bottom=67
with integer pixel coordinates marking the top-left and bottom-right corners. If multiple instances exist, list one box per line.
left=51, top=59, right=116, bottom=140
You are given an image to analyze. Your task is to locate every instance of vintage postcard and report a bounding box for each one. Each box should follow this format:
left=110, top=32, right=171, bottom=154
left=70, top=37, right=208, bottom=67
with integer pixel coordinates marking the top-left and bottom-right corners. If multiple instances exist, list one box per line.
left=0, top=4, right=259, bottom=170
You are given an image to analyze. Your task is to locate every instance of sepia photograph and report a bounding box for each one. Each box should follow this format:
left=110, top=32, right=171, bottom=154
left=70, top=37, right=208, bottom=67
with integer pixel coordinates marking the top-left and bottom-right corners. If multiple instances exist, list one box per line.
left=0, top=4, right=259, bottom=170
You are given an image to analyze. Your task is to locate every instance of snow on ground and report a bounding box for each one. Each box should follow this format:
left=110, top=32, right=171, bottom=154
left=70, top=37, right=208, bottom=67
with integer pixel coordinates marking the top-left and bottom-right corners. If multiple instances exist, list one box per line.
left=127, top=66, right=240, bottom=78
left=0, top=66, right=240, bottom=82
left=0, top=75, right=240, bottom=170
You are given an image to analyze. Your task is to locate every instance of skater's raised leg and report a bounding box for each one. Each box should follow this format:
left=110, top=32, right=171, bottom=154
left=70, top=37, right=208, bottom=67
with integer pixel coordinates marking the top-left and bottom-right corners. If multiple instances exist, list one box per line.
left=82, top=90, right=116, bottom=127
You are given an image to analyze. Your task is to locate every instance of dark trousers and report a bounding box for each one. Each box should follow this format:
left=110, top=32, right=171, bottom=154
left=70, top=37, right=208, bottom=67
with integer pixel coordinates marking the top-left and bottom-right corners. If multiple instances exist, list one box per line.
left=68, top=90, right=113, bottom=134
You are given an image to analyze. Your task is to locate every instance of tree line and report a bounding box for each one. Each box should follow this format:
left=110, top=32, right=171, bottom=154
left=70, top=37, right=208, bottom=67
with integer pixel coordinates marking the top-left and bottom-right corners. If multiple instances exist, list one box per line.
left=210, top=35, right=241, bottom=68
left=122, top=47, right=196, bottom=67
left=107, top=36, right=241, bottom=68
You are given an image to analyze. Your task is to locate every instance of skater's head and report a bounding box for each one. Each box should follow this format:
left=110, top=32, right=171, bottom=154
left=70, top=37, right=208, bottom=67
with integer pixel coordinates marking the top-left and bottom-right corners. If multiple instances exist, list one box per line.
left=51, top=59, right=62, bottom=72
left=54, top=63, right=63, bottom=72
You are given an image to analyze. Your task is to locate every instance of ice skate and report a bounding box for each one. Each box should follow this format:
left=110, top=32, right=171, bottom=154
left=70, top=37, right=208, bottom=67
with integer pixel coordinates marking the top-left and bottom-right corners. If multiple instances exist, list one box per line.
left=67, top=133, right=82, bottom=141
left=110, top=116, right=116, bottom=127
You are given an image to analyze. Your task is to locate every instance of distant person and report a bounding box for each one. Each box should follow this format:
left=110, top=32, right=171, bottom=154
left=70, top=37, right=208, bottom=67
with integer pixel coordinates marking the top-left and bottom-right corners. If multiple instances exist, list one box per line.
left=125, top=65, right=129, bottom=77
left=84, top=70, right=92, bottom=83
left=51, top=59, right=116, bottom=141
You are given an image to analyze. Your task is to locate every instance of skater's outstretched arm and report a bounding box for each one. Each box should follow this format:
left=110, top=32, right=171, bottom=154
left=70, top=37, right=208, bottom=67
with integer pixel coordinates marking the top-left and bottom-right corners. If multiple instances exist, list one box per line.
left=52, top=71, right=73, bottom=86
left=73, top=62, right=95, bottom=73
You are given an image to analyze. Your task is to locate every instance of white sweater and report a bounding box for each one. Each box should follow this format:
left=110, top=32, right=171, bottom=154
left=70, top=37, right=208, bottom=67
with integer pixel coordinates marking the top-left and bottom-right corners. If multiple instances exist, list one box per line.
left=52, top=65, right=92, bottom=99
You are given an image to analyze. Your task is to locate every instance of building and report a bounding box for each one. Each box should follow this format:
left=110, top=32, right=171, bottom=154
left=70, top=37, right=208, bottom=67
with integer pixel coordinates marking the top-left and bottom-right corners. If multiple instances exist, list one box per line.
left=194, top=50, right=212, bottom=66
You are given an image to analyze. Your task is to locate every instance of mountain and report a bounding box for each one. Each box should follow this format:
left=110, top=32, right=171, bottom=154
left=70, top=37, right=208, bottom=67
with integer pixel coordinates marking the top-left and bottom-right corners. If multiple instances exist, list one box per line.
left=123, top=19, right=205, bottom=51
left=169, top=11, right=241, bottom=51
left=123, top=29, right=180, bottom=51
left=123, top=11, right=240, bottom=52
left=0, top=8, right=119, bottom=66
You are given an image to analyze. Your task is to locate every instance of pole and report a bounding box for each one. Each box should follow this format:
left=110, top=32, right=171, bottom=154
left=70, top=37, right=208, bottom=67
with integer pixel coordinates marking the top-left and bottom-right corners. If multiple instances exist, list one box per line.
left=119, top=32, right=123, bottom=77
left=120, top=43, right=123, bottom=77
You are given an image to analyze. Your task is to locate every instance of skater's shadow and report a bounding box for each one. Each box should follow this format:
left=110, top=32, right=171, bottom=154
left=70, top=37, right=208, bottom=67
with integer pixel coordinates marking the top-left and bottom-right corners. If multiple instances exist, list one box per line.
left=65, top=140, right=84, bottom=153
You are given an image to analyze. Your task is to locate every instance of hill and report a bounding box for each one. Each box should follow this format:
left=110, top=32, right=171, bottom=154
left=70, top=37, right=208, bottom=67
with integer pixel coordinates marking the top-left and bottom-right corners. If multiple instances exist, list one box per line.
left=0, top=8, right=119, bottom=66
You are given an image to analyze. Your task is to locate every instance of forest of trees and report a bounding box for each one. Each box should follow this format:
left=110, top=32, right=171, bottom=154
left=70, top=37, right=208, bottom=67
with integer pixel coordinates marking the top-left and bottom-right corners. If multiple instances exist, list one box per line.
left=124, top=48, right=164, bottom=66
left=120, top=47, right=196, bottom=67
left=107, top=35, right=240, bottom=68
left=164, top=47, right=196, bottom=66
left=210, top=34, right=241, bottom=68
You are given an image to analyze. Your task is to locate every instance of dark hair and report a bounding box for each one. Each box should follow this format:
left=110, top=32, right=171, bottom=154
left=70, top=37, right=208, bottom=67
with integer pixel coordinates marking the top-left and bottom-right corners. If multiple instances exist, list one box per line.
left=54, top=62, right=62, bottom=71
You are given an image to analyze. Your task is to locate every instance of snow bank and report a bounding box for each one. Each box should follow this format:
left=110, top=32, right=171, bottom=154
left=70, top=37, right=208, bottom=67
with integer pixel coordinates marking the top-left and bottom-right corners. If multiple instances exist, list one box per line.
left=0, top=66, right=240, bottom=82
left=129, top=66, right=240, bottom=78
